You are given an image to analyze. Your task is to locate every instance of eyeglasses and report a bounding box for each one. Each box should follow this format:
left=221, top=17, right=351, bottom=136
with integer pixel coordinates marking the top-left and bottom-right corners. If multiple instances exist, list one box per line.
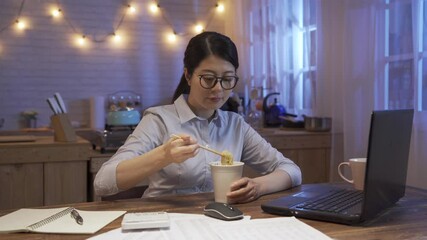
left=198, top=74, right=239, bottom=90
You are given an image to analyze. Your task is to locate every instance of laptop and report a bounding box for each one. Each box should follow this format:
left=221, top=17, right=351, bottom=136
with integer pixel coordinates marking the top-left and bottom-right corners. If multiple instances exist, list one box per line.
left=261, top=109, right=414, bottom=225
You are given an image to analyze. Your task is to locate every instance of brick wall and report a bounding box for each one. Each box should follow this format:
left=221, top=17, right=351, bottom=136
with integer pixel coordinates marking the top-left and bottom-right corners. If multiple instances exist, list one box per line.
left=0, top=0, right=225, bottom=130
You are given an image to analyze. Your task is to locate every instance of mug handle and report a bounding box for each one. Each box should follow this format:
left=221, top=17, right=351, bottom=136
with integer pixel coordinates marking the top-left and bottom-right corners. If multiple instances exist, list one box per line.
left=338, top=162, right=353, bottom=184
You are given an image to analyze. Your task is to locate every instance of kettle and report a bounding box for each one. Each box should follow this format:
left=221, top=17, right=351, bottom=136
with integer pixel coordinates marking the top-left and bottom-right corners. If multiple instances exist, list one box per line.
left=262, top=92, right=287, bottom=127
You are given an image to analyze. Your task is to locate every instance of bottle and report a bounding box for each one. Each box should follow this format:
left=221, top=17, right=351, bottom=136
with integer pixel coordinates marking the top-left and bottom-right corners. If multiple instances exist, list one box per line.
left=237, top=99, right=245, bottom=117
left=246, top=89, right=262, bottom=129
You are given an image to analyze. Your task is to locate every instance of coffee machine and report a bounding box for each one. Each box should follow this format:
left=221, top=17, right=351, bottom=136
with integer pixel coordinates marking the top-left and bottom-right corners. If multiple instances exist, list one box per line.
left=81, top=91, right=142, bottom=153
left=106, top=91, right=141, bottom=128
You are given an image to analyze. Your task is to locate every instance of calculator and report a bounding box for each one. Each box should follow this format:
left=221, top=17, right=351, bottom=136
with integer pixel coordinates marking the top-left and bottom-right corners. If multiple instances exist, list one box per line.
left=121, top=212, right=170, bottom=230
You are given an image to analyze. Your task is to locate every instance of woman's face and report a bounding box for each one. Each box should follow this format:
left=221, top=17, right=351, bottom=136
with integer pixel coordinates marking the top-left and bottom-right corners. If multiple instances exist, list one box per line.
left=186, top=55, right=236, bottom=119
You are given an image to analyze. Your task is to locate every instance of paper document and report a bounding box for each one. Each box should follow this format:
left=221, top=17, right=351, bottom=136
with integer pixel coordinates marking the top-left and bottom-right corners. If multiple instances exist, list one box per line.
left=88, top=213, right=332, bottom=240
left=211, top=217, right=332, bottom=240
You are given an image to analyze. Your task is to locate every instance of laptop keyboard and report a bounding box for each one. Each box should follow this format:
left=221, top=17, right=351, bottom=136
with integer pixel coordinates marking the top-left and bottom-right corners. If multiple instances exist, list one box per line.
left=294, top=189, right=363, bottom=213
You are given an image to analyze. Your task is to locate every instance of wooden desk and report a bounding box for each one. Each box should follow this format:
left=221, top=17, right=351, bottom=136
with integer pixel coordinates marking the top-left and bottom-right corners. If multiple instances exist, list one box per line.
left=0, top=184, right=426, bottom=240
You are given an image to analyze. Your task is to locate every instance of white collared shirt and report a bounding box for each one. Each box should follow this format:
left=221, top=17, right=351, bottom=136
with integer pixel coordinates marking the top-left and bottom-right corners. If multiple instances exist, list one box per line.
left=94, top=95, right=301, bottom=197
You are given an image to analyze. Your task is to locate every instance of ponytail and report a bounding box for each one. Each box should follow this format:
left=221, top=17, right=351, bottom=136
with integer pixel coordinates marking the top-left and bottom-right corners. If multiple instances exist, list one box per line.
left=172, top=74, right=190, bottom=103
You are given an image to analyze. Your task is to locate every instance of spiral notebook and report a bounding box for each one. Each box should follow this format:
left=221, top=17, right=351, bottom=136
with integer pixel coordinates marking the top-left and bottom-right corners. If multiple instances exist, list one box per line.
left=0, top=207, right=126, bottom=234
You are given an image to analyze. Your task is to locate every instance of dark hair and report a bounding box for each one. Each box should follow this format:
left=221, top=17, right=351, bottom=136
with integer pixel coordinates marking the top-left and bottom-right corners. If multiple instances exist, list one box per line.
left=172, top=32, right=239, bottom=102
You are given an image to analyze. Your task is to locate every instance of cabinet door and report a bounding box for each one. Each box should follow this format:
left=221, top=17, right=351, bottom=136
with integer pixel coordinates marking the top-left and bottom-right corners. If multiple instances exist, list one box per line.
left=44, top=161, right=87, bottom=205
left=0, top=163, right=43, bottom=210
left=272, top=138, right=330, bottom=183
left=280, top=149, right=299, bottom=164
left=297, top=149, right=328, bottom=183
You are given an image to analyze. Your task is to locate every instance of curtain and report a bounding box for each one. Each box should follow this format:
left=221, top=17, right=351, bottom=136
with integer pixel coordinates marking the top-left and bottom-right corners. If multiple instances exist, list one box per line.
left=406, top=0, right=427, bottom=189
left=227, top=0, right=427, bottom=189
left=317, top=1, right=378, bottom=182
left=225, top=0, right=313, bottom=115
left=316, top=0, right=427, bottom=189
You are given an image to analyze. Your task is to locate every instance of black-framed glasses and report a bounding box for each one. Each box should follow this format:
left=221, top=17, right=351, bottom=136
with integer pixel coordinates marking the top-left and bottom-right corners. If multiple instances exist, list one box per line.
left=198, top=74, right=239, bottom=90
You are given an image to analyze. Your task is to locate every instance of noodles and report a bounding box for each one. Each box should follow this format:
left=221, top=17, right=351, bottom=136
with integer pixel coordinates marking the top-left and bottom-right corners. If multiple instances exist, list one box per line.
left=221, top=151, right=234, bottom=165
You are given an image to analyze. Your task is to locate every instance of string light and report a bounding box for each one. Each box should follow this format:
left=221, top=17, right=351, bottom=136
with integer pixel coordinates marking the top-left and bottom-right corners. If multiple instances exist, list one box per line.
left=149, top=3, right=160, bottom=14
left=77, top=35, right=86, bottom=46
left=127, top=4, right=136, bottom=14
left=112, top=33, right=122, bottom=42
left=216, top=3, right=225, bottom=13
left=167, top=32, right=177, bottom=43
left=15, top=19, right=26, bottom=30
left=194, top=24, right=204, bottom=34
left=1, top=1, right=225, bottom=50
left=51, top=8, right=62, bottom=18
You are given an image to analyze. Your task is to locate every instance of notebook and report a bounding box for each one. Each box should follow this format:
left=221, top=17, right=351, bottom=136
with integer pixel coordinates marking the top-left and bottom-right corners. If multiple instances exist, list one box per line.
left=0, top=207, right=126, bottom=234
left=261, top=109, right=414, bottom=225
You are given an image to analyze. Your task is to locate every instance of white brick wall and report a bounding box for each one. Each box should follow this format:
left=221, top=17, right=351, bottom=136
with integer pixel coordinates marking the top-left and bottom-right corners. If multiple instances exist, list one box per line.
left=0, top=0, right=225, bottom=130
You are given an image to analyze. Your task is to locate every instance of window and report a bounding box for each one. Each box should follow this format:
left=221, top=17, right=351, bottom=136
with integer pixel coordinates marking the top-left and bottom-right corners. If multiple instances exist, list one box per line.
left=384, top=0, right=427, bottom=110
left=302, top=1, right=317, bottom=109
left=245, top=0, right=317, bottom=113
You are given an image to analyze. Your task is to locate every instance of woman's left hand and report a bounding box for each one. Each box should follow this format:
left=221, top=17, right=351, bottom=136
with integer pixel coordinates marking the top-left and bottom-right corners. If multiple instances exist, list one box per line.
left=226, top=177, right=260, bottom=203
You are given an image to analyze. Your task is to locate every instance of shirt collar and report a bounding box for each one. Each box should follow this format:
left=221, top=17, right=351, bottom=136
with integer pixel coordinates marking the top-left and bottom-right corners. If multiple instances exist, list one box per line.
left=174, top=94, right=221, bottom=126
left=174, top=95, right=197, bottom=124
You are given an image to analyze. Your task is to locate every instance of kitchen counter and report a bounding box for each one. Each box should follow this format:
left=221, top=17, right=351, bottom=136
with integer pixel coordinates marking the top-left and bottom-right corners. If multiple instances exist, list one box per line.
left=0, top=136, right=91, bottom=210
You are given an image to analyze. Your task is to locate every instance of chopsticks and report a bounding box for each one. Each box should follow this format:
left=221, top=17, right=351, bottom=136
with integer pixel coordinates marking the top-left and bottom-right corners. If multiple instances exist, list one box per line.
left=170, top=134, right=224, bottom=157
left=170, top=134, right=234, bottom=165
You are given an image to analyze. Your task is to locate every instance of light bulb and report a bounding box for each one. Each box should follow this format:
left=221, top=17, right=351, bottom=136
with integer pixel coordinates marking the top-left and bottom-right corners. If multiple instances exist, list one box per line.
left=77, top=35, right=86, bottom=46
left=149, top=3, right=159, bottom=14
left=16, top=20, right=26, bottom=30
left=216, top=3, right=225, bottom=13
left=113, top=33, right=122, bottom=42
left=52, top=9, right=62, bottom=17
left=128, top=5, right=136, bottom=14
left=167, top=33, right=177, bottom=43
left=194, top=24, right=204, bottom=34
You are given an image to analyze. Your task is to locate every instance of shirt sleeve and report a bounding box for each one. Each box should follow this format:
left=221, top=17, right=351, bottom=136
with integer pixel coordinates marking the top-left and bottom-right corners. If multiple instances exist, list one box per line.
left=93, top=112, right=165, bottom=197
left=241, top=125, right=302, bottom=187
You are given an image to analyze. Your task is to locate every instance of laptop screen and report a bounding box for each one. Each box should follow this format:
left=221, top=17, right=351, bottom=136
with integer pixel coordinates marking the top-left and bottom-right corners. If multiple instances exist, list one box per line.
left=361, top=109, right=414, bottom=221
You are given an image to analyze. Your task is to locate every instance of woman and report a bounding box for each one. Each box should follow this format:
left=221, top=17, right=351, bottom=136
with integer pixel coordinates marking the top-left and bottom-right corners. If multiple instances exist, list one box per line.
left=94, top=32, right=301, bottom=203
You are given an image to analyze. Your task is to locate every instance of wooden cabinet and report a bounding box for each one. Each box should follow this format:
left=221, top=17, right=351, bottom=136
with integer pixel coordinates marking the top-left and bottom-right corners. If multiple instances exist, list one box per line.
left=0, top=137, right=91, bottom=210
left=255, top=128, right=331, bottom=183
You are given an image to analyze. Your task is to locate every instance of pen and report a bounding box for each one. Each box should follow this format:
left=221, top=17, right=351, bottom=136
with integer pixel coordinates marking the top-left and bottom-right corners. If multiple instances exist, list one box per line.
left=71, top=208, right=84, bottom=225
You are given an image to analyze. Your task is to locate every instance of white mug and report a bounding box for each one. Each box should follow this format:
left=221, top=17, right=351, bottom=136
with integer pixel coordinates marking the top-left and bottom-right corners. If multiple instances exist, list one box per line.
left=338, top=158, right=367, bottom=190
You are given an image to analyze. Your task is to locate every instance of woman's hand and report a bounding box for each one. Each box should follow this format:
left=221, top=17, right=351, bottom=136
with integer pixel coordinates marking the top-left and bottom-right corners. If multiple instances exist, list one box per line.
left=226, top=177, right=260, bottom=203
left=163, top=134, right=199, bottom=164
left=226, top=170, right=293, bottom=203
left=116, top=134, right=198, bottom=191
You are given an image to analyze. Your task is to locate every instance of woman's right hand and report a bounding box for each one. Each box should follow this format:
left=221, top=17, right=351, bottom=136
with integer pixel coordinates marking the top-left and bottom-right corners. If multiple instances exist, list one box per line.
left=163, top=134, right=199, bottom=164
